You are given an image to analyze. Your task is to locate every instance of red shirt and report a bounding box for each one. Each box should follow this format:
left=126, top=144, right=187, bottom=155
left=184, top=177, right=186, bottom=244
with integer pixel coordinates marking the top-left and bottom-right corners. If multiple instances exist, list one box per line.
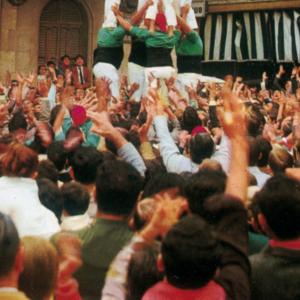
left=142, top=279, right=226, bottom=300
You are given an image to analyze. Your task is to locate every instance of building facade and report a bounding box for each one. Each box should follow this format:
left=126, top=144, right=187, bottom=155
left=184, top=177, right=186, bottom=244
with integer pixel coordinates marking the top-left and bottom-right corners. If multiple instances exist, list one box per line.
left=0, top=0, right=299, bottom=77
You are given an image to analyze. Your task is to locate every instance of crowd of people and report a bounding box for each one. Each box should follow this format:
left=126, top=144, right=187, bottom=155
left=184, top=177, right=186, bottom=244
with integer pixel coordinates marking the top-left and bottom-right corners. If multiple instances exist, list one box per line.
left=0, top=0, right=300, bottom=299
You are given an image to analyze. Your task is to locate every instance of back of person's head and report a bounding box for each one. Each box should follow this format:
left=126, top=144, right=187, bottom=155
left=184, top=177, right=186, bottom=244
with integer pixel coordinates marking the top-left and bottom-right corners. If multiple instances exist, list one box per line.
left=189, top=133, right=215, bottom=164
left=256, top=136, right=272, bottom=168
left=248, top=136, right=260, bottom=166
left=19, top=236, right=58, bottom=300
left=96, top=160, right=143, bottom=216
left=125, top=130, right=141, bottom=150
left=69, top=146, right=104, bottom=184
left=8, top=111, right=27, bottom=133
left=181, top=106, right=202, bottom=133
left=269, top=146, right=293, bottom=174
left=37, top=160, right=59, bottom=184
left=252, top=174, right=300, bottom=240
left=142, top=172, right=185, bottom=199
left=0, top=213, right=20, bottom=278
left=47, top=141, right=68, bottom=171
left=162, top=215, right=220, bottom=289
left=37, top=178, right=63, bottom=222
left=61, top=182, right=90, bottom=216
left=144, top=158, right=167, bottom=185
left=185, top=169, right=226, bottom=216
left=246, top=104, right=265, bottom=137
left=1, top=143, right=38, bottom=178
left=126, top=243, right=163, bottom=300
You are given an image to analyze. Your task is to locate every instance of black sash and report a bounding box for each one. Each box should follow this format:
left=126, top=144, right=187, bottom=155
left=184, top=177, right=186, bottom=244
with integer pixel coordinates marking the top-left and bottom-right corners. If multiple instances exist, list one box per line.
left=177, top=55, right=202, bottom=74
left=146, top=47, right=173, bottom=68
left=93, top=46, right=124, bottom=69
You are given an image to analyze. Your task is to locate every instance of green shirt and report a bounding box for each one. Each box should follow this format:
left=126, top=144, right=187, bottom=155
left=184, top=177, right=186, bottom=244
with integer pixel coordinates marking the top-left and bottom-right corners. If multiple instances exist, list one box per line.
left=176, top=30, right=203, bottom=56
left=74, top=218, right=133, bottom=300
left=97, top=26, right=126, bottom=47
left=130, top=27, right=180, bottom=49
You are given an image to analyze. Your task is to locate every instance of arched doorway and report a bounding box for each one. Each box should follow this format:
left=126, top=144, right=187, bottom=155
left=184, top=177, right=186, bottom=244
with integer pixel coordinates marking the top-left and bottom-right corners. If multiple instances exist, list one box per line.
left=38, top=0, right=88, bottom=65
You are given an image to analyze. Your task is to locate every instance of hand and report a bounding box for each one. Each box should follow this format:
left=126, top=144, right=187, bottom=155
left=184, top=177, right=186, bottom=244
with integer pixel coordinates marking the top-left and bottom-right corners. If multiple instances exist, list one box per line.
left=164, top=77, right=175, bottom=89
left=262, top=71, right=268, bottom=81
left=146, top=0, right=154, bottom=7
left=0, top=104, right=8, bottom=126
left=181, top=3, right=190, bottom=15
left=95, top=77, right=112, bottom=99
left=219, top=88, right=247, bottom=139
left=148, top=88, right=165, bottom=115
left=141, top=192, right=188, bottom=240
left=111, top=4, right=120, bottom=16
left=16, top=72, right=25, bottom=84
left=87, top=110, right=115, bottom=138
left=130, top=82, right=140, bottom=93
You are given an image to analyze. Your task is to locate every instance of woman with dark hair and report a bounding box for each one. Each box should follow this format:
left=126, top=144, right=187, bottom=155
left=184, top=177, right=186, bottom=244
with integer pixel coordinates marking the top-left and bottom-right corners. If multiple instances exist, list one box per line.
left=0, top=143, right=60, bottom=237
left=181, top=106, right=207, bottom=136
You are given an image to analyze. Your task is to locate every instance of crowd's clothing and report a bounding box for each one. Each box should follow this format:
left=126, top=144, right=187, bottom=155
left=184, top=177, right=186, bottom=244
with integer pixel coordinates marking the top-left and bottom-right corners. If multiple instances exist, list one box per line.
left=0, top=290, right=30, bottom=300
left=72, top=66, right=91, bottom=90
left=142, top=279, right=226, bottom=300
left=250, top=240, right=300, bottom=300
left=60, top=213, right=93, bottom=231
left=248, top=231, right=269, bottom=255
left=73, top=218, right=133, bottom=300
left=153, top=115, right=230, bottom=174
left=249, top=166, right=271, bottom=188
left=0, top=176, right=60, bottom=238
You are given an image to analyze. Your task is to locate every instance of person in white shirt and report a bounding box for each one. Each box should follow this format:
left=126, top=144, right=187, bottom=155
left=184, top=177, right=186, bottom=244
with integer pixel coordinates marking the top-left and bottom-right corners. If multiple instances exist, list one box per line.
left=0, top=143, right=60, bottom=238
left=60, top=182, right=93, bottom=231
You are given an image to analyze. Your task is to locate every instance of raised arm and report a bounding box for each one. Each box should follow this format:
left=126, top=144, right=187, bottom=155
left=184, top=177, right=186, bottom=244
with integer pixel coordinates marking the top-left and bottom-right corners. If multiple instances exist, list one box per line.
left=131, top=0, right=153, bottom=25
left=176, top=14, right=192, bottom=34
left=112, top=5, right=133, bottom=31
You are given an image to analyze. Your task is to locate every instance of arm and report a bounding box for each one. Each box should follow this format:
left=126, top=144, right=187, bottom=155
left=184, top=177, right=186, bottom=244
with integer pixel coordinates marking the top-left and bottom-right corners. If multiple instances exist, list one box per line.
left=131, top=0, right=153, bottom=25
left=176, top=15, right=192, bottom=34
left=87, top=111, right=146, bottom=176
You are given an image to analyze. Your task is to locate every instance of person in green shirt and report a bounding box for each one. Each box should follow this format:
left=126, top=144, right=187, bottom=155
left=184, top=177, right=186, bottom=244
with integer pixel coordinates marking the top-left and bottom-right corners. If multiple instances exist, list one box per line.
left=93, top=15, right=126, bottom=99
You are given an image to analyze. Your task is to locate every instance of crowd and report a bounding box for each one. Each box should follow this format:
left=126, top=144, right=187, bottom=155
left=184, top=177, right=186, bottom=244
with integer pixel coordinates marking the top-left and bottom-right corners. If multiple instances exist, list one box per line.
left=0, top=0, right=300, bottom=299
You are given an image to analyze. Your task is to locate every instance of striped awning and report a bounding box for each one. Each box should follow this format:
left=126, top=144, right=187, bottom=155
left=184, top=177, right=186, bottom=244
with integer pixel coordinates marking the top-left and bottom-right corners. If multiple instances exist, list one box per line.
left=202, top=9, right=300, bottom=63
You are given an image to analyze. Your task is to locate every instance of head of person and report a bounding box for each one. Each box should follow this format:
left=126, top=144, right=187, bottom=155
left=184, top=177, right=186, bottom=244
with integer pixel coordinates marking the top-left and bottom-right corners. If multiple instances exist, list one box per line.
left=61, top=182, right=90, bottom=216
left=37, top=160, right=59, bottom=184
left=8, top=111, right=27, bottom=137
left=75, top=55, right=85, bottom=66
left=181, top=106, right=202, bottom=134
left=256, top=136, right=272, bottom=168
left=61, top=55, right=71, bottom=66
left=246, top=104, right=265, bottom=137
left=187, top=133, right=215, bottom=165
left=19, top=236, right=58, bottom=300
left=126, top=243, right=163, bottom=300
left=96, top=160, right=143, bottom=217
left=269, top=146, right=293, bottom=174
left=0, top=213, right=23, bottom=287
left=184, top=169, right=226, bottom=217
left=161, top=215, right=220, bottom=289
left=47, top=141, right=68, bottom=172
left=38, top=64, right=47, bottom=76
left=30, top=122, right=55, bottom=154
left=252, top=174, right=300, bottom=240
left=1, top=143, right=38, bottom=178
left=37, top=178, right=63, bottom=222
left=69, top=146, right=104, bottom=185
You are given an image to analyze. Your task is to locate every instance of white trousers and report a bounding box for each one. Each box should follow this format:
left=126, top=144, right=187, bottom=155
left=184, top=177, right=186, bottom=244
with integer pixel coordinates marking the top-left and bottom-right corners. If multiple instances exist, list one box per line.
left=145, top=0, right=177, bottom=26
left=180, top=0, right=198, bottom=29
left=93, top=62, right=120, bottom=99
left=145, top=66, right=176, bottom=91
left=128, top=62, right=146, bottom=101
left=103, top=0, right=121, bottom=28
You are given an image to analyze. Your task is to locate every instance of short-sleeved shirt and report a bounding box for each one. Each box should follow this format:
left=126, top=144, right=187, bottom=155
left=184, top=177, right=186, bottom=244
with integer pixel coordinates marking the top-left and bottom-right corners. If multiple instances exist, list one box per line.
left=97, top=27, right=126, bottom=48
left=176, top=30, right=203, bottom=56
left=130, top=27, right=180, bottom=49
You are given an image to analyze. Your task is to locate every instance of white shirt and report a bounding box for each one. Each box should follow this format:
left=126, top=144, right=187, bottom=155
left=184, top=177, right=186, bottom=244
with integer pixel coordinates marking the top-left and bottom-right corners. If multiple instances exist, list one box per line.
left=0, top=176, right=60, bottom=238
left=60, top=213, right=93, bottom=231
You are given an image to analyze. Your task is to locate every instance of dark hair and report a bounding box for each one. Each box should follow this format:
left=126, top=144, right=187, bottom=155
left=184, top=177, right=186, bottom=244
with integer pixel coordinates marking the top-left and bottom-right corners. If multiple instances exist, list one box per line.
left=269, top=147, right=293, bottom=174
left=189, top=133, right=215, bottom=164
left=185, top=169, right=226, bottom=216
left=0, top=213, right=20, bottom=277
left=248, top=136, right=260, bottom=166
left=126, top=243, right=163, bottom=300
left=49, top=105, right=62, bottom=127
left=96, top=160, right=143, bottom=216
left=8, top=111, right=27, bottom=133
left=61, top=182, right=90, bottom=216
left=142, top=172, right=185, bottom=199
left=246, top=104, right=265, bottom=137
left=69, top=146, right=104, bottom=184
left=37, top=160, right=58, bottom=184
left=37, top=178, right=63, bottom=222
left=75, top=54, right=84, bottom=61
left=125, top=130, right=141, bottom=150
left=30, top=123, right=55, bottom=154
left=256, top=136, right=272, bottom=167
left=162, top=215, right=220, bottom=289
left=181, top=106, right=202, bottom=133
left=1, top=143, right=38, bottom=177
left=144, top=158, right=167, bottom=185
left=47, top=141, right=68, bottom=171
left=47, top=60, right=56, bottom=67
left=252, top=174, right=300, bottom=240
